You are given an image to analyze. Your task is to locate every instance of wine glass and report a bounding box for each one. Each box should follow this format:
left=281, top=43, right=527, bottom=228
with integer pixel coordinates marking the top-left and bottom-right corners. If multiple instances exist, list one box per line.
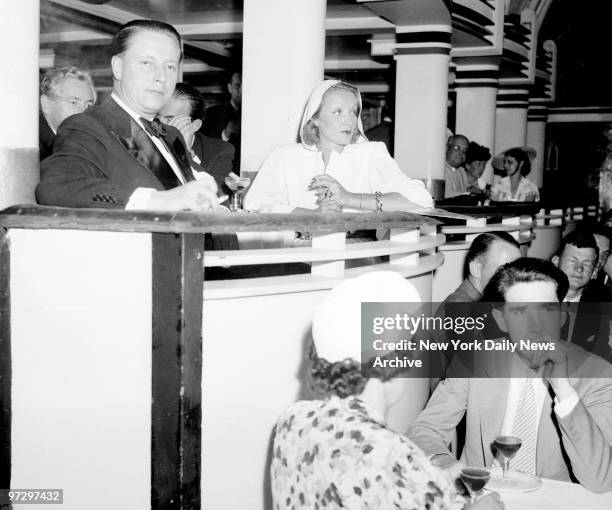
left=460, top=467, right=491, bottom=503
left=493, top=435, right=522, bottom=482
left=224, top=173, right=251, bottom=212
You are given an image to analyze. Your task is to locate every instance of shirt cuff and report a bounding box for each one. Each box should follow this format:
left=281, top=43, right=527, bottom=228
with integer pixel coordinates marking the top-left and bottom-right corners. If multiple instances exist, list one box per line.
left=125, top=188, right=156, bottom=210
left=554, top=389, right=580, bottom=418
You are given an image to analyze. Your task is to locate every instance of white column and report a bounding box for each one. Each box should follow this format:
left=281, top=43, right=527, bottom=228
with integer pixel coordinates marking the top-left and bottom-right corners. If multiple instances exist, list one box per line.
left=526, top=102, right=548, bottom=188
left=494, top=88, right=529, bottom=157
left=394, top=48, right=450, bottom=198
left=241, top=0, right=326, bottom=174
left=0, top=1, right=39, bottom=208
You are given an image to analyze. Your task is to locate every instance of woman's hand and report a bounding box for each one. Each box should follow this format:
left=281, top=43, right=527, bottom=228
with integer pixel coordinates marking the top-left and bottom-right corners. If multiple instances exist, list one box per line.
left=316, top=197, right=342, bottom=213
left=465, top=492, right=504, bottom=510
left=308, top=174, right=350, bottom=206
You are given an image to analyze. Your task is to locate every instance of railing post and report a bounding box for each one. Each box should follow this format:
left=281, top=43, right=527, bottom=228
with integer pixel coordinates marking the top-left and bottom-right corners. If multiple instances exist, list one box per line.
left=151, top=233, right=205, bottom=510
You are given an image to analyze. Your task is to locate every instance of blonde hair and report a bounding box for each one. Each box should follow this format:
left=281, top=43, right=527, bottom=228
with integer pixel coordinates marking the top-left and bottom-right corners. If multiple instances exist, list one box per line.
left=301, top=82, right=361, bottom=146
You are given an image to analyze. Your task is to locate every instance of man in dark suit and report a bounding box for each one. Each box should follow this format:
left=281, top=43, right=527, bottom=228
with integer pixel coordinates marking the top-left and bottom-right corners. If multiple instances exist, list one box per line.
left=39, top=66, right=96, bottom=160
left=37, top=20, right=218, bottom=212
left=552, top=229, right=612, bottom=361
left=201, top=72, right=241, bottom=171
left=158, top=82, right=234, bottom=196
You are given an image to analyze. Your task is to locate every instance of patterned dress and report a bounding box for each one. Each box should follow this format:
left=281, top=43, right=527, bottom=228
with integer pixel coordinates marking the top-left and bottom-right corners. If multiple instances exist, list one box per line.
left=271, top=396, right=458, bottom=509
left=490, top=176, right=540, bottom=202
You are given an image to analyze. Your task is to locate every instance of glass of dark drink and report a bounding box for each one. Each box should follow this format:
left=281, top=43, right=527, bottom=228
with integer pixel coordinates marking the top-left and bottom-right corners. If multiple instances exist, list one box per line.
left=460, top=467, right=491, bottom=503
left=493, top=435, right=522, bottom=482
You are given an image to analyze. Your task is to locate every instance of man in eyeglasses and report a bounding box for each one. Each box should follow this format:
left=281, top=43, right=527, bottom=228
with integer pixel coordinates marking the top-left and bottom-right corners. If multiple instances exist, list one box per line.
left=444, top=134, right=469, bottom=198
left=39, top=66, right=96, bottom=160
left=552, top=229, right=612, bottom=361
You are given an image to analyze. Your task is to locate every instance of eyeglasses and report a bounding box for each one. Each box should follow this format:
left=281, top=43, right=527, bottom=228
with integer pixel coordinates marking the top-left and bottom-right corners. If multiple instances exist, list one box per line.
left=448, top=144, right=468, bottom=154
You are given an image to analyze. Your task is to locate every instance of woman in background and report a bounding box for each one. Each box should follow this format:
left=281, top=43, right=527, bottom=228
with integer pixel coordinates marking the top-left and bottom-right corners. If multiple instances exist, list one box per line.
left=244, top=80, right=432, bottom=213
left=490, top=147, right=539, bottom=202
left=271, top=272, right=503, bottom=510
left=465, top=142, right=491, bottom=195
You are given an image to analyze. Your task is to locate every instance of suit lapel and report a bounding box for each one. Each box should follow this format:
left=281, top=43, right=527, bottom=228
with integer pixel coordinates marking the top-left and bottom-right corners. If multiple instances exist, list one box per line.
left=100, top=97, right=181, bottom=189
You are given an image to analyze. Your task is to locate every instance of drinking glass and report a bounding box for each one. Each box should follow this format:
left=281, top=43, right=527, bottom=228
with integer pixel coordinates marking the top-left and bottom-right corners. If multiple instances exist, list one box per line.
left=493, top=435, right=522, bottom=482
left=224, top=174, right=251, bottom=212
left=460, top=467, right=491, bottom=503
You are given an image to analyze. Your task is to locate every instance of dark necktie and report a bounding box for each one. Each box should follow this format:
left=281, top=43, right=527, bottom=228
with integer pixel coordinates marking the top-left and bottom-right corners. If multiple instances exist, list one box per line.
left=139, top=117, right=194, bottom=184
left=140, top=117, right=167, bottom=139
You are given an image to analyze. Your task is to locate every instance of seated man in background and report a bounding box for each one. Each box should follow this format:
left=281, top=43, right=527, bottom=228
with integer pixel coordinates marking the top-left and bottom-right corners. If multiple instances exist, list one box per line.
left=272, top=271, right=503, bottom=510
left=432, top=232, right=521, bottom=378
left=39, top=66, right=96, bottom=160
left=37, top=19, right=218, bottom=212
left=444, top=134, right=469, bottom=198
left=408, top=258, right=612, bottom=493
left=553, top=229, right=612, bottom=361
left=201, top=71, right=241, bottom=172
left=158, top=82, right=235, bottom=197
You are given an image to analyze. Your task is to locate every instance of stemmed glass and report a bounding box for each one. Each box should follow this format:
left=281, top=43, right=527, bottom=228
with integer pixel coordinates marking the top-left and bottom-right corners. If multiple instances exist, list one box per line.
left=493, top=435, right=522, bottom=482
left=460, top=467, right=491, bottom=503
left=224, top=173, right=251, bottom=212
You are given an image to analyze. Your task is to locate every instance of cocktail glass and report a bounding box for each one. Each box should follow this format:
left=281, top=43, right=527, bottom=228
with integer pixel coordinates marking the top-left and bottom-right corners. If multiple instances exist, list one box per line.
left=493, top=435, right=522, bottom=482
left=460, top=467, right=491, bottom=503
left=224, top=174, right=251, bottom=212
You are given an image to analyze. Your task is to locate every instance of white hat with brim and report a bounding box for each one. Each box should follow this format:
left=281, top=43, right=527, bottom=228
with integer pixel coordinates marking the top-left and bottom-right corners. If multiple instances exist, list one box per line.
left=311, top=271, right=421, bottom=364
left=492, top=146, right=537, bottom=171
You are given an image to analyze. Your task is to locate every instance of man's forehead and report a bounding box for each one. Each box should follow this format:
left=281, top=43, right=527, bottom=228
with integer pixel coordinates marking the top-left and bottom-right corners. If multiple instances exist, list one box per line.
left=124, top=28, right=180, bottom=56
left=449, top=136, right=468, bottom=148
left=560, top=243, right=597, bottom=261
left=59, top=77, right=94, bottom=99
left=504, top=281, right=558, bottom=303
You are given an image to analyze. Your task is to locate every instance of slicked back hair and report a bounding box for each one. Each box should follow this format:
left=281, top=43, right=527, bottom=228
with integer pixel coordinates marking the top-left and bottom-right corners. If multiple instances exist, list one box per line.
left=173, top=82, right=205, bottom=120
left=464, top=231, right=520, bottom=277
left=481, top=257, right=569, bottom=305
left=110, top=19, right=182, bottom=61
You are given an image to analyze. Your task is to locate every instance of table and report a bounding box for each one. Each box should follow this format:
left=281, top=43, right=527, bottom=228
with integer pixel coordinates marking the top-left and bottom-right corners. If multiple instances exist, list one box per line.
left=501, top=478, right=612, bottom=510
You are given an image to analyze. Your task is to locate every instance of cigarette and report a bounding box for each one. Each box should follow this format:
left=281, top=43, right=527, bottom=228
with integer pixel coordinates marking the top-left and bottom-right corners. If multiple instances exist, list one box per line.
left=217, top=195, right=229, bottom=204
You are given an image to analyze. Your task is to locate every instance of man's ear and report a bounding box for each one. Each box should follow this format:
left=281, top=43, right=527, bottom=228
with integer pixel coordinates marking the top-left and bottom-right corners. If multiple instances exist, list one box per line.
left=468, top=259, right=482, bottom=280
left=491, top=307, right=508, bottom=333
left=111, top=55, right=122, bottom=81
left=191, top=118, right=202, bottom=132
left=552, top=254, right=560, bottom=267
left=40, top=95, right=51, bottom=115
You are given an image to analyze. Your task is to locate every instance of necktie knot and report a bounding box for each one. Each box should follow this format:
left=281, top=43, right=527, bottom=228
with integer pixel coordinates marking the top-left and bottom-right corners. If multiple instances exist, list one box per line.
left=141, top=117, right=167, bottom=138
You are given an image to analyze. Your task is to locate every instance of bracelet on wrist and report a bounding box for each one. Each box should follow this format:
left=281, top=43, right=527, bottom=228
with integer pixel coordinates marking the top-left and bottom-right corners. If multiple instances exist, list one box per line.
left=375, top=191, right=383, bottom=212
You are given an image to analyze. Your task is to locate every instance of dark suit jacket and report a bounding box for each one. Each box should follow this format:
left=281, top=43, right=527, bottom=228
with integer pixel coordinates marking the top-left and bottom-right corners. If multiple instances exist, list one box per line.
left=39, top=112, right=55, bottom=161
left=192, top=132, right=234, bottom=194
left=37, top=97, right=200, bottom=208
left=201, top=102, right=240, bottom=172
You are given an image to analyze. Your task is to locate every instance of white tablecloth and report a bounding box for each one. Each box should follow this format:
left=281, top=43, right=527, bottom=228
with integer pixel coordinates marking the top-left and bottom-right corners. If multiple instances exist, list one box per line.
left=501, top=478, right=612, bottom=510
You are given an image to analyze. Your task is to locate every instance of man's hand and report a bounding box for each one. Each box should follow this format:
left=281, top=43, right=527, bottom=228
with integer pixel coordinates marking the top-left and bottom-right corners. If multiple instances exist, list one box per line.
left=430, top=454, right=463, bottom=487
left=163, top=113, right=196, bottom=148
left=541, top=339, right=574, bottom=400
left=146, top=179, right=219, bottom=212
left=222, top=120, right=240, bottom=141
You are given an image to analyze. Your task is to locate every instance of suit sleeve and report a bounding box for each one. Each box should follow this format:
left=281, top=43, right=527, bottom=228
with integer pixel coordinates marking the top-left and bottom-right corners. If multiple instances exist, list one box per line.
left=37, top=116, right=130, bottom=208
left=200, top=105, right=227, bottom=139
left=407, top=377, right=469, bottom=460
left=556, top=376, right=612, bottom=493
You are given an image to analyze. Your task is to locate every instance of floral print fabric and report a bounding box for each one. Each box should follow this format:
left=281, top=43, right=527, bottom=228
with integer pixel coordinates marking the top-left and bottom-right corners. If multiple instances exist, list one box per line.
left=271, top=396, right=457, bottom=509
left=490, top=176, right=540, bottom=202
